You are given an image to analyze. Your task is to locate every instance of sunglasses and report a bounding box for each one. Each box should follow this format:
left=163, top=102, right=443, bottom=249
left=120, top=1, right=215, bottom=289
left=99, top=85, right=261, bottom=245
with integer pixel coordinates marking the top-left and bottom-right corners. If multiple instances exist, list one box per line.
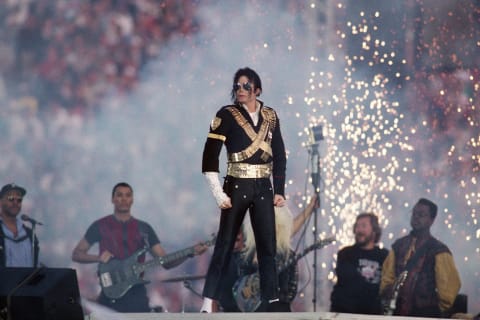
left=7, top=196, right=23, bottom=203
left=233, top=82, right=252, bottom=92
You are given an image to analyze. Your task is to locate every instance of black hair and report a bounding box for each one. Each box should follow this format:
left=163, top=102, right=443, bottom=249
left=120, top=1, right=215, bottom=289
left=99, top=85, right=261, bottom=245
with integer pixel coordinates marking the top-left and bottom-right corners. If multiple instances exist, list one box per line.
left=354, top=212, right=382, bottom=243
left=230, top=67, right=262, bottom=102
left=111, top=182, right=133, bottom=198
left=417, top=198, right=438, bottom=220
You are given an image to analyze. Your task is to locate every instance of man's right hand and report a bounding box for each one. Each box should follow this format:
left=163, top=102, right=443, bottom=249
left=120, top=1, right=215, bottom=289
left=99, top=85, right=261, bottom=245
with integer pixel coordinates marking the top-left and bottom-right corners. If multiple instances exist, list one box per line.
left=219, top=198, right=232, bottom=209
left=204, top=172, right=231, bottom=209
left=99, top=250, right=114, bottom=263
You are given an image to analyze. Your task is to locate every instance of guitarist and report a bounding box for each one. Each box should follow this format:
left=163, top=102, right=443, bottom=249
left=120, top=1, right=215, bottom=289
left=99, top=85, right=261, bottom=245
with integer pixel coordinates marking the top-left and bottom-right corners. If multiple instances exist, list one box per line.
left=72, top=182, right=208, bottom=313
left=380, top=198, right=461, bottom=317
left=330, top=212, right=388, bottom=315
left=233, top=195, right=319, bottom=312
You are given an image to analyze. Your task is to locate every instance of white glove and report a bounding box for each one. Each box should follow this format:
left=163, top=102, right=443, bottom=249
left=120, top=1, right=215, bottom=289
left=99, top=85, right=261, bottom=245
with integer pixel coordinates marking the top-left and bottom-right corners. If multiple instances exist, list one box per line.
left=204, top=172, right=229, bottom=207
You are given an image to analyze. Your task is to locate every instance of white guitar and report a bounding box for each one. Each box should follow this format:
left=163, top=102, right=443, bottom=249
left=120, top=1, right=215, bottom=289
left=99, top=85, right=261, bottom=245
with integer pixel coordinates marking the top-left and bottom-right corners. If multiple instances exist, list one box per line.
left=384, top=270, right=408, bottom=315
left=233, top=236, right=335, bottom=312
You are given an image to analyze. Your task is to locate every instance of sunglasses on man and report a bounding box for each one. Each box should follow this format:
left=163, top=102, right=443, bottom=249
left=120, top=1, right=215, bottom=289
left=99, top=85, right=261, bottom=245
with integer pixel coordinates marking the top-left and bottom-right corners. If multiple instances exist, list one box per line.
left=233, top=82, right=252, bottom=92
left=7, top=196, right=23, bottom=203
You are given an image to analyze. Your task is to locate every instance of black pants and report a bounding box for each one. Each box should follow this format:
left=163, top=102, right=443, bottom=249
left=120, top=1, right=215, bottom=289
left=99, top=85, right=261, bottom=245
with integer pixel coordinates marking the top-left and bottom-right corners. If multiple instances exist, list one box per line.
left=97, top=285, right=151, bottom=313
left=202, top=177, right=279, bottom=302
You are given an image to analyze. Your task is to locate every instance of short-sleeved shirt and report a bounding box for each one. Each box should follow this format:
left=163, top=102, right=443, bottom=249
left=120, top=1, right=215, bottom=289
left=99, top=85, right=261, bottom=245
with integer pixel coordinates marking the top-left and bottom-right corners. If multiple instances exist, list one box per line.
left=330, top=244, right=389, bottom=314
left=84, top=215, right=160, bottom=263
left=0, top=219, right=34, bottom=267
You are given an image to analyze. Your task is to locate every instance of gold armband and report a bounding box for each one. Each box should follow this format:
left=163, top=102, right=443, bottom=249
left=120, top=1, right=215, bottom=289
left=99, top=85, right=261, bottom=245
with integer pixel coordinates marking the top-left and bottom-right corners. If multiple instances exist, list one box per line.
left=207, top=133, right=226, bottom=141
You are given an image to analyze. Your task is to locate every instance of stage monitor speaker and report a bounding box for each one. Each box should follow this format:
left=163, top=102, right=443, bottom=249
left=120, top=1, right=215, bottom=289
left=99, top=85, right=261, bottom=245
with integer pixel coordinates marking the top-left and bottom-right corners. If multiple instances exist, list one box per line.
left=0, top=267, right=84, bottom=320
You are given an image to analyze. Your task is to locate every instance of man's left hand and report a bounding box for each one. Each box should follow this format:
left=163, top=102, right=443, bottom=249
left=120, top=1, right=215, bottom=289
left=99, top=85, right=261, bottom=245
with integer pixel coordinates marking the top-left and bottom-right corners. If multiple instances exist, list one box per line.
left=194, top=243, right=209, bottom=256
left=273, top=194, right=285, bottom=207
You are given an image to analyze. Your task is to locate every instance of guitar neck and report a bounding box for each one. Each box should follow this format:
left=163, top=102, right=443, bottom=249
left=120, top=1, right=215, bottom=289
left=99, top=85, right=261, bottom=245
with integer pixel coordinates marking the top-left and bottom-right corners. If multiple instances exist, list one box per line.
left=134, top=234, right=216, bottom=274
left=282, top=248, right=312, bottom=271
left=141, top=246, right=195, bottom=272
left=384, top=271, right=408, bottom=315
left=281, top=237, right=335, bottom=272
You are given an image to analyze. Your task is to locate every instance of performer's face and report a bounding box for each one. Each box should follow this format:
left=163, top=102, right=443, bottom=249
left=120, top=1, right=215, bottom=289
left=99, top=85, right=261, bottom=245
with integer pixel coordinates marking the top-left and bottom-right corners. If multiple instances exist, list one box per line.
left=410, top=203, right=433, bottom=231
left=111, top=186, right=133, bottom=214
left=234, top=75, right=257, bottom=105
left=354, top=216, right=375, bottom=247
left=233, top=231, right=244, bottom=251
left=0, top=190, right=23, bottom=218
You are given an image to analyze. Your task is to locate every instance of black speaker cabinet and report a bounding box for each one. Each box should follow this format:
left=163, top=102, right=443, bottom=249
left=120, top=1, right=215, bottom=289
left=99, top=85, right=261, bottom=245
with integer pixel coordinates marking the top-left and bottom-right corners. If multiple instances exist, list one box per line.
left=0, top=267, right=84, bottom=320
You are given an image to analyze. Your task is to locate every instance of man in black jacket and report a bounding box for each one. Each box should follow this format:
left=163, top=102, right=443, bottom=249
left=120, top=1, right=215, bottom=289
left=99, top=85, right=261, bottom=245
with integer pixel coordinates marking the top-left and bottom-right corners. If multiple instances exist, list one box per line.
left=0, top=183, right=39, bottom=267
left=200, top=67, right=287, bottom=313
left=380, top=198, right=461, bottom=317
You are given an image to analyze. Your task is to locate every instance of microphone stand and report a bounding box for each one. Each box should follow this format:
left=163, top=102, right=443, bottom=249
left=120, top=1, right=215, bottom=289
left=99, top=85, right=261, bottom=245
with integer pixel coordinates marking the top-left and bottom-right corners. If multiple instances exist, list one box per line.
left=0, top=220, right=42, bottom=320
left=30, top=222, right=38, bottom=267
left=4, top=267, right=44, bottom=320
left=181, top=280, right=202, bottom=313
left=309, top=143, right=321, bottom=312
left=20, top=215, right=42, bottom=268
left=183, top=280, right=202, bottom=298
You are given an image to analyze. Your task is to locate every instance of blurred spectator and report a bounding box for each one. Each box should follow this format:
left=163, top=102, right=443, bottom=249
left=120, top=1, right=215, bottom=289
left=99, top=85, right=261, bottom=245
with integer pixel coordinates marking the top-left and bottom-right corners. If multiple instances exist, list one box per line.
left=0, top=0, right=478, bottom=314
left=0, top=0, right=201, bottom=116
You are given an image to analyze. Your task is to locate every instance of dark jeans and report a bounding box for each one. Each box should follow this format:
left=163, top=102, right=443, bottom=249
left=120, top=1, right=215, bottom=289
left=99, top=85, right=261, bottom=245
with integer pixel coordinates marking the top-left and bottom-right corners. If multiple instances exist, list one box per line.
left=202, top=177, right=279, bottom=302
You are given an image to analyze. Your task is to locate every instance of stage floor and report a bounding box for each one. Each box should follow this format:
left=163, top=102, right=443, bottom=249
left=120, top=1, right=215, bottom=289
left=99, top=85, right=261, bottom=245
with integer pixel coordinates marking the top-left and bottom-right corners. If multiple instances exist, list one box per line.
left=85, top=311, right=453, bottom=320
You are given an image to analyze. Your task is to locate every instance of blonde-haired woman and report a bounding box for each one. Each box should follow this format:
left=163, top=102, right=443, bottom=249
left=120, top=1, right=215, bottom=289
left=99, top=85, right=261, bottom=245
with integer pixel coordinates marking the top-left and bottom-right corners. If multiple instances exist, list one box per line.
left=239, top=195, right=318, bottom=312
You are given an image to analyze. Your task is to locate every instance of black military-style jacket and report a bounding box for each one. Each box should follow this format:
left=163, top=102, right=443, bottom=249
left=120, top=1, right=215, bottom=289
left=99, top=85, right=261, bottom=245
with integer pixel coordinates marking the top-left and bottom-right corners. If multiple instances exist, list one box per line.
left=202, top=101, right=287, bottom=196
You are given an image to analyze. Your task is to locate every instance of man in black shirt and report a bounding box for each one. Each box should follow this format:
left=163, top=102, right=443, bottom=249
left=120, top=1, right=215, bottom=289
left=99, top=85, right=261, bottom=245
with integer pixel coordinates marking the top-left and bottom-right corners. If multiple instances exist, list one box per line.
left=330, top=212, right=388, bottom=314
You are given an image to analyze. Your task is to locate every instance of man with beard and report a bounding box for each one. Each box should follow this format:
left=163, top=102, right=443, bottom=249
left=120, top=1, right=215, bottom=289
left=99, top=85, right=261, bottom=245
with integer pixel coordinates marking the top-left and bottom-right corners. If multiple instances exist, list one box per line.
left=0, top=183, right=39, bottom=267
left=330, top=212, right=388, bottom=314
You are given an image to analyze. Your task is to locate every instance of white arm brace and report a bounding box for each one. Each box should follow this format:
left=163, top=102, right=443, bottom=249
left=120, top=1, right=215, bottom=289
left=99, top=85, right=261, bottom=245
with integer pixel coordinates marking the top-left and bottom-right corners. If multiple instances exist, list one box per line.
left=204, top=172, right=229, bottom=207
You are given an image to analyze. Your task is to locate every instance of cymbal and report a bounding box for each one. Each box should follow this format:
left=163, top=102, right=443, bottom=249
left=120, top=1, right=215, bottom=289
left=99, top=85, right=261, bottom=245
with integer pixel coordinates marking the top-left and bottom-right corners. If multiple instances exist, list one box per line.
left=160, top=274, right=206, bottom=283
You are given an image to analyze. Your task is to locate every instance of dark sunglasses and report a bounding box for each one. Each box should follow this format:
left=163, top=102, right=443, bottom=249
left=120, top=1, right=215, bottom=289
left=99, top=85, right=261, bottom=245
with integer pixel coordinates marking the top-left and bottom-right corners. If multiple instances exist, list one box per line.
left=7, top=196, right=23, bottom=203
left=233, top=82, right=252, bottom=92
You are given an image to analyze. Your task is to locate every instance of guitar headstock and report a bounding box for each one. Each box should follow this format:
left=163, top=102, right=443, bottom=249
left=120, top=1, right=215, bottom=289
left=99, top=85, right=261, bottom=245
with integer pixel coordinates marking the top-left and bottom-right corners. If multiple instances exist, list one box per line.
left=294, top=236, right=336, bottom=260
left=308, top=235, right=336, bottom=251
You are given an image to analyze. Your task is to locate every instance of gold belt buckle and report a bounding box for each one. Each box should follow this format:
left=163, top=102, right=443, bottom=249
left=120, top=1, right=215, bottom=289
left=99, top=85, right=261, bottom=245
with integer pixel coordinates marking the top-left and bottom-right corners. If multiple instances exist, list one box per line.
left=227, top=163, right=272, bottom=178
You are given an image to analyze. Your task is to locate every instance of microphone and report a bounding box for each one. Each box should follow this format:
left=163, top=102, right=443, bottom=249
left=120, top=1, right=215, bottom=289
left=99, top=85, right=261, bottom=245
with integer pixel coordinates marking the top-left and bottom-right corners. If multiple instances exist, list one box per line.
left=21, top=214, right=44, bottom=226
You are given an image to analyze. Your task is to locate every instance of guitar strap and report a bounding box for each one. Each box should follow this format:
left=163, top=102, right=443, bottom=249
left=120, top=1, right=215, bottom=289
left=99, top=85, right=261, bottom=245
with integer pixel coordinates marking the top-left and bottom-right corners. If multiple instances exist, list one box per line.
left=138, top=223, right=150, bottom=251
left=0, top=222, right=39, bottom=267
left=0, top=222, right=30, bottom=243
left=0, top=233, right=29, bottom=243
left=393, top=238, right=434, bottom=315
left=404, top=238, right=433, bottom=272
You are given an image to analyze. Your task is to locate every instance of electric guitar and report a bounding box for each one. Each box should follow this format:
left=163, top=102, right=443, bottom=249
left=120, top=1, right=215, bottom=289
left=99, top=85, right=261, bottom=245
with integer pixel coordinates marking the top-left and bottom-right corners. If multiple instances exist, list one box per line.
left=384, top=270, right=408, bottom=315
left=232, top=236, right=335, bottom=312
left=98, top=233, right=216, bottom=299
